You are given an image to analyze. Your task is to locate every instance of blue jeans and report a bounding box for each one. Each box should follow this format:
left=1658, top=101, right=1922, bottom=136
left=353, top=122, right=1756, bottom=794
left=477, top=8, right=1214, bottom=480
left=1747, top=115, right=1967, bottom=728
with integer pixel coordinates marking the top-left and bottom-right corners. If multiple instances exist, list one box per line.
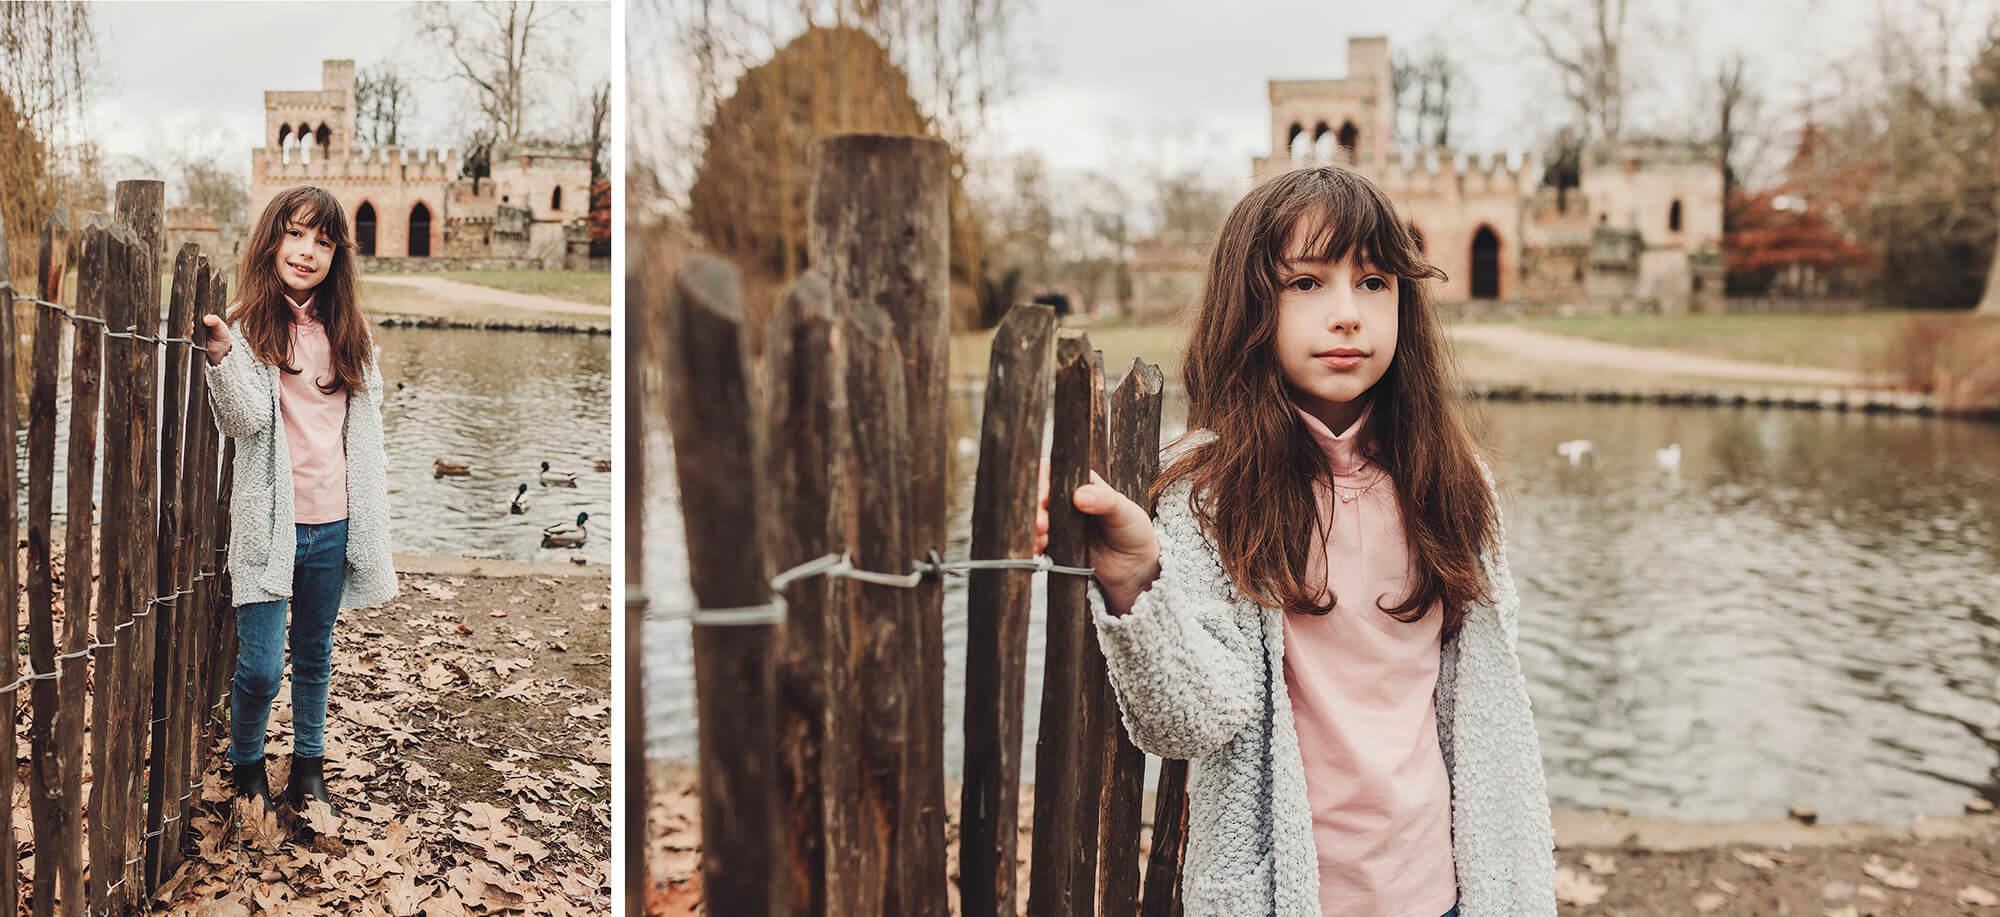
left=229, top=519, right=346, bottom=765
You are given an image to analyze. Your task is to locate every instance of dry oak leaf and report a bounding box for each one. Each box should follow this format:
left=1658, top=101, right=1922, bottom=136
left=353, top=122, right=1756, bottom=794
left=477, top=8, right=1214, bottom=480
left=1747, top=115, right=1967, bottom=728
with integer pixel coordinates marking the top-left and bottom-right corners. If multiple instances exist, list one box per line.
left=1554, top=865, right=1607, bottom=907
left=1732, top=849, right=1779, bottom=870
left=381, top=871, right=432, bottom=916
left=1959, top=886, right=2000, bottom=907
left=1861, top=856, right=1921, bottom=890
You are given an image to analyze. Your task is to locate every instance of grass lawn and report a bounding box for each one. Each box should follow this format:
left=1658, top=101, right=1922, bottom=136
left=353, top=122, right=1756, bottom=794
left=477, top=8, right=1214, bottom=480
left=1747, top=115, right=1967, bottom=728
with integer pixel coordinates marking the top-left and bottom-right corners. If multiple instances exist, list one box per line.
left=1483, top=310, right=1995, bottom=374
left=430, top=270, right=611, bottom=306
left=950, top=313, right=1188, bottom=379
left=949, top=308, right=2000, bottom=387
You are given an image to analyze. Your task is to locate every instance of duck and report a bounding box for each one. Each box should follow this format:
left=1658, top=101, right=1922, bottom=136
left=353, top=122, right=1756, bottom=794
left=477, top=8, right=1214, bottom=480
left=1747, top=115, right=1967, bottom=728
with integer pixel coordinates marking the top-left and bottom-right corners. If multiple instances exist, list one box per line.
left=1656, top=443, right=1682, bottom=470
left=542, top=512, right=588, bottom=547
left=540, top=461, right=578, bottom=487
left=434, top=459, right=471, bottom=477
left=509, top=483, right=531, bottom=515
left=592, top=459, right=612, bottom=472
left=1556, top=440, right=1595, bottom=466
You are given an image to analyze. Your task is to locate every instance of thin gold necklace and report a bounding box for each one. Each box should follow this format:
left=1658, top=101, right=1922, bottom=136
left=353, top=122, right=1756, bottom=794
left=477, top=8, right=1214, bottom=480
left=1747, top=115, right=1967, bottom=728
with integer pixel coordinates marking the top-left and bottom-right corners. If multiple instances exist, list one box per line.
left=1332, top=466, right=1384, bottom=503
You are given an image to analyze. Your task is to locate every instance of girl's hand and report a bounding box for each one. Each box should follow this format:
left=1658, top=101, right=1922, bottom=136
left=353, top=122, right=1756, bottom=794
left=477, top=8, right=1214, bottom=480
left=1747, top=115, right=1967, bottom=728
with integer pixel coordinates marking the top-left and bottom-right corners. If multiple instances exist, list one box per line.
left=1036, top=458, right=1162, bottom=616
left=200, top=314, right=231, bottom=366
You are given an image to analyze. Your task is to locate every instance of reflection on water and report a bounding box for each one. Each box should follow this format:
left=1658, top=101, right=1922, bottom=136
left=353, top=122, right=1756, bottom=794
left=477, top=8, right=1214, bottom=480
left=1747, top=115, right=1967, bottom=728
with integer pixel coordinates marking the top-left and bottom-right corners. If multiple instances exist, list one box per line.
left=17, top=324, right=612, bottom=566
left=643, top=394, right=2000, bottom=822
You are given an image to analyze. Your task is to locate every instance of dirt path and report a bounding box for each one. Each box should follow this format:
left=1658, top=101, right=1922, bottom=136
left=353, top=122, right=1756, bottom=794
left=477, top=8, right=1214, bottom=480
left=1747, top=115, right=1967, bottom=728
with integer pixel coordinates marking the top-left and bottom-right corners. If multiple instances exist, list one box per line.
left=1447, top=324, right=1878, bottom=387
left=364, top=275, right=613, bottom=321
left=150, top=561, right=612, bottom=915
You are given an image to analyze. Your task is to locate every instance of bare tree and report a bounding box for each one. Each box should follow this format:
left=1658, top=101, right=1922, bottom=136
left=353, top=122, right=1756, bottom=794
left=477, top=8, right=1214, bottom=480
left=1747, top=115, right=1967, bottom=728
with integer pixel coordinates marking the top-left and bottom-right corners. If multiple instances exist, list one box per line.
left=414, top=1, right=576, bottom=145
left=583, top=79, right=610, bottom=182
left=632, top=0, right=1023, bottom=219
left=1713, top=54, right=1762, bottom=202
left=1393, top=47, right=1470, bottom=148
left=0, top=2, right=96, bottom=163
left=175, top=152, right=249, bottom=228
left=355, top=62, right=417, bottom=147
left=1513, top=0, right=1635, bottom=142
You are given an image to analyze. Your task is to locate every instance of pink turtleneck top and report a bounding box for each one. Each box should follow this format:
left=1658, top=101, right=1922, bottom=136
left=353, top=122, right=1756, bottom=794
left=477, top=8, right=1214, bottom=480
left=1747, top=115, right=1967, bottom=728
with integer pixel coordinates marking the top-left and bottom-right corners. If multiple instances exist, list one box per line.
left=1283, top=399, right=1457, bottom=917
left=280, top=293, right=349, bottom=524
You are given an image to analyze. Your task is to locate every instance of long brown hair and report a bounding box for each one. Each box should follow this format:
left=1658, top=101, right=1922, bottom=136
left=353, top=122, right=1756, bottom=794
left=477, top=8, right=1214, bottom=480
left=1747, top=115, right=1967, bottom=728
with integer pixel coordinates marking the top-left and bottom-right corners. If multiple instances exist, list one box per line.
left=231, top=186, right=371, bottom=394
left=1154, top=166, right=1497, bottom=641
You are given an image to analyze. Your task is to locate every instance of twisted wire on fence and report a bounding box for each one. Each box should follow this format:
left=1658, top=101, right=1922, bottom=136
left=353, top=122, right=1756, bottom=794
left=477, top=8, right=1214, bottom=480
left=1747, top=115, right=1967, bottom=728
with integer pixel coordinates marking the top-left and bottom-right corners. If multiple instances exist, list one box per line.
left=6, top=287, right=211, bottom=352
left=640, top=551, right=1096, bottom=626
left=4, top=266, right=237, bottom=914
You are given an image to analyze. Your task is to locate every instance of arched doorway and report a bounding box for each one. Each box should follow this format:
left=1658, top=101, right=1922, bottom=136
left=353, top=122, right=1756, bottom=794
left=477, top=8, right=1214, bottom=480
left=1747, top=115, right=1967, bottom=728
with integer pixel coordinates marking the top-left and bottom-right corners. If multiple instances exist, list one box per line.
left=408, top=202, right=432, bottom=257
left=1337, top=121, right=1359, bottom=164
left=355, top=202, right=377, bottom=255
left=1470, top=225, right=1501, bottom=298
left=551, top=186, right=563, bottom=211
left=1287, top=123, right=1310, bottom=164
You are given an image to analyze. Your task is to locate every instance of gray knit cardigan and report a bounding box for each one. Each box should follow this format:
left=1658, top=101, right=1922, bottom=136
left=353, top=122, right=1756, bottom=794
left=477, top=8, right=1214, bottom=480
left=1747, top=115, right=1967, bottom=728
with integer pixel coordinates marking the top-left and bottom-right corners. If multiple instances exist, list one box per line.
left=1088, top=450, right=1556, bottom=917
left=204, top=320, right=397, bottom=610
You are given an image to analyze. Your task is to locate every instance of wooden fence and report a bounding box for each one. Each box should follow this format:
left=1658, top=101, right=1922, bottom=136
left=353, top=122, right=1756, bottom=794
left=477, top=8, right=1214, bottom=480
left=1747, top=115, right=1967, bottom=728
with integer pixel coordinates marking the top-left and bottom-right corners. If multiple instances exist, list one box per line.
left=635, top=134, right=1188, bottom=916
left=2, top=179, right=239, bottom=916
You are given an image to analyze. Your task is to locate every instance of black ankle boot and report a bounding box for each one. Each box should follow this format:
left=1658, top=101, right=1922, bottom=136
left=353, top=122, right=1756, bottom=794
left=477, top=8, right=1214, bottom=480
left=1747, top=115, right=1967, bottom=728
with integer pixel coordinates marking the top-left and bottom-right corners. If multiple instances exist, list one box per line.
left=230, top=756, right=274, bottom=815
left=285, top=755, right=330, bottom=810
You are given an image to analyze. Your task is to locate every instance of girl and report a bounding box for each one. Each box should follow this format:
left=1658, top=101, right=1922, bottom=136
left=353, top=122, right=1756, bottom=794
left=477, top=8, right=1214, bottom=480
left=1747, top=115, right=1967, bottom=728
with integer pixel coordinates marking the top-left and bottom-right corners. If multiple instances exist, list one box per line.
left=201, top=185, right=397, bottom=816
left=1038, top=167, right=1554, bottom=916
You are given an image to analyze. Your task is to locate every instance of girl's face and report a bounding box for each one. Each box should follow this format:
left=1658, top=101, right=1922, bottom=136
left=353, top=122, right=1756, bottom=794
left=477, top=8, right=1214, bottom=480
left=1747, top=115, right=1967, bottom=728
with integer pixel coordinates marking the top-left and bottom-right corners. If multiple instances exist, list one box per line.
left=274, top=210, right=335, bottom=297
left=1272, top=219, right=1399, bottom=434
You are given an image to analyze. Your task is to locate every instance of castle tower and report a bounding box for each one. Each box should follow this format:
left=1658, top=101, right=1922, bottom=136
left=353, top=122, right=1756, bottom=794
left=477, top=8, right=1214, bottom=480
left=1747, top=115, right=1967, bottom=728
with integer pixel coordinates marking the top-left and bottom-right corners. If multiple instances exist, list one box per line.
left=263, top=59, right=357, bottom=162
left=251, top=59, right=457, bottom=260
left=1258, top=37, right=1395, bottom=176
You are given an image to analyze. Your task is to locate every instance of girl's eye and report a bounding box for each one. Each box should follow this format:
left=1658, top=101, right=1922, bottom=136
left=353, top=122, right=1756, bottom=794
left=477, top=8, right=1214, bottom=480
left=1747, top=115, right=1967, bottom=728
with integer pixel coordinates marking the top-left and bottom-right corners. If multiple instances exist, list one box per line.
left=1287, top=276, right=1320, bottom=292
left=1360, top=276, right=1391, bottom=292
left=287, top=229, right=300, bottom=237
left=318, top=238, right=331, bottom=248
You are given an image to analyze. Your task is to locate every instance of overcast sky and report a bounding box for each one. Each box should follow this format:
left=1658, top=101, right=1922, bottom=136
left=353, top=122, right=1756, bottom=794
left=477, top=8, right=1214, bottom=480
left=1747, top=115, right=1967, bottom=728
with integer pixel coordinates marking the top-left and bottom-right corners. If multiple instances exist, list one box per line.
left=87, top=1, right=611, bottom=197
left=633, top=0, right=1991, bottom=211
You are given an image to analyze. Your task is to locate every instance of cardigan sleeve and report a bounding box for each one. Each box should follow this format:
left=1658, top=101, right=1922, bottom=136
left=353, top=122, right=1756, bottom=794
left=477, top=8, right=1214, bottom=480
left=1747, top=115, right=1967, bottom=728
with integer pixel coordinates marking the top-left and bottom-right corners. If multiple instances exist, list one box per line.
left=203, top=323, right=271, bottom=438
left=1089, top=478, right=1260, bottom=760
left=1474, top=454, right=1522, bottom=651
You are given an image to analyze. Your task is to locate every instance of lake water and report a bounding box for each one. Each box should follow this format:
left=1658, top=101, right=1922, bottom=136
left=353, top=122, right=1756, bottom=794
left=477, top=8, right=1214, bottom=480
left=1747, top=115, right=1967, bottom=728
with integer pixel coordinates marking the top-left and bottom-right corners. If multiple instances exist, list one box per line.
left=19, top=324, right=613, bottom=566
left=640, top=392, right=2000, bottom=823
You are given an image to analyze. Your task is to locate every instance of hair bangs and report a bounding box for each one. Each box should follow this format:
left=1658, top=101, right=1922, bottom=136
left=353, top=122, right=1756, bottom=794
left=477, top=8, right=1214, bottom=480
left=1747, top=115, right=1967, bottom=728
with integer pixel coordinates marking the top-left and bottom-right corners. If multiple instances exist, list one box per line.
left=1269, top=169, right=1439, bottom=283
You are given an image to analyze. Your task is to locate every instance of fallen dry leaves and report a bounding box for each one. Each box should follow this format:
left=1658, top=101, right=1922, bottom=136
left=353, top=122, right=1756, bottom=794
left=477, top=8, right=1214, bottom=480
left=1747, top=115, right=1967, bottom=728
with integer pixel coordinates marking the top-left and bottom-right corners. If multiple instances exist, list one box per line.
left=10, top=566, right=610, bottom=915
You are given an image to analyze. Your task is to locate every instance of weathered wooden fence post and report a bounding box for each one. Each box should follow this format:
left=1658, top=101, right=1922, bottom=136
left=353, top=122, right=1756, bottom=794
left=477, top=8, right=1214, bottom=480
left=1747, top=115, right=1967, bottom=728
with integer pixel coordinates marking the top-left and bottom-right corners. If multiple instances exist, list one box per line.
left=1029, top=331, right=1109, bottom=917
left=1097, top=360, right=1164, bottom=917
left=145, top=243, right=200, bottom=890
left=62, top=220, right=108, bottom=916
left=25, top=206, right=70, bottom=917
left=624, top=259, right=650, bottom=917
left=808, top=133, right=953, bottom=916
left=760, top=273, right=848, bottom=917
left=663, top=255, right=783, bottom=917
left=958, top=304, right=1057, bottom=917
left=115, top=178, right=165, bottom=910
left=0, top=198, right=22, bottom=917
left=90, top=221, right=142, bottom=915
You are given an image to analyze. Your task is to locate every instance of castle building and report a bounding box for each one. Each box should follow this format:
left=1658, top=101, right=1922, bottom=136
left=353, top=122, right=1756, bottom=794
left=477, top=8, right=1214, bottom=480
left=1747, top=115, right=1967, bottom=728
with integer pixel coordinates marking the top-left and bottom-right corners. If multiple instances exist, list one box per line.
left=249, top=60, right=593, bottom=270
left=1137, top=38, right=1725, bottom=317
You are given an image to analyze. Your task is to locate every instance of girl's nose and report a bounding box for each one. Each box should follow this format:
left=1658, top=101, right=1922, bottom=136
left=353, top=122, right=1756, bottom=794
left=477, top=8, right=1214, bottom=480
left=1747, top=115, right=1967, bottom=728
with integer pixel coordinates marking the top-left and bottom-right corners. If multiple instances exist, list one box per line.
left=1325, top=289, right=1362, bottom=332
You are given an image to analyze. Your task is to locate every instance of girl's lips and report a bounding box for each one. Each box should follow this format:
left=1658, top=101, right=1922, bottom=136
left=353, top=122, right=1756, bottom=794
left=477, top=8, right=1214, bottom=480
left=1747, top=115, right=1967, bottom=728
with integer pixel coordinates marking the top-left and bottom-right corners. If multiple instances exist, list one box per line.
left=1317, top=354, right=1365, bottom=369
